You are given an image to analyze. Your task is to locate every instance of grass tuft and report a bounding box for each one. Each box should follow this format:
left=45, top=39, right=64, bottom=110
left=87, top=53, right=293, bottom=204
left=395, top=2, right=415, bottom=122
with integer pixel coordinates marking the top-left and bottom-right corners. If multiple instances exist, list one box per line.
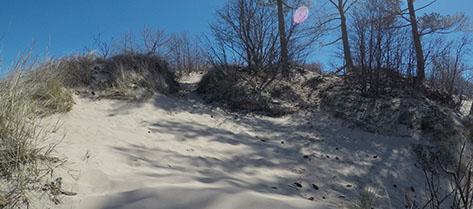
left=0, top=71, right=64, bottom=208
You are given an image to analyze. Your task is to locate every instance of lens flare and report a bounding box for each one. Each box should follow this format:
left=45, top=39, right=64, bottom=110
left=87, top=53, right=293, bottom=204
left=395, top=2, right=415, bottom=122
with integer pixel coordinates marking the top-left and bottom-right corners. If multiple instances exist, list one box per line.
left=293, top=6, right=309, bottom=24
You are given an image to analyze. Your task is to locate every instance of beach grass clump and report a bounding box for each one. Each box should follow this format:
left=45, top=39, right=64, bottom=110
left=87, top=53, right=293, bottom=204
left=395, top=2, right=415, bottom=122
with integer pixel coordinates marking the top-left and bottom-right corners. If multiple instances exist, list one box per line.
left=96, top=52, right=180, bottom=99
left=0, top=72, right=63, bottom=208
left=26, top=61, right=75, bottom=116
left=42, top=52, right=180, bottom=100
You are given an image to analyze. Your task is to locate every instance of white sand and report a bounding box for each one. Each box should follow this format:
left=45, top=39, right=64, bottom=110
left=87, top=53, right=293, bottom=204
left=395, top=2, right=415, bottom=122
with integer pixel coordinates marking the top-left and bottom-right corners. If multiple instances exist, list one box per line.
left=461, top=100, right=472, bottom=116
left=39, top=91, right=426, bottom=209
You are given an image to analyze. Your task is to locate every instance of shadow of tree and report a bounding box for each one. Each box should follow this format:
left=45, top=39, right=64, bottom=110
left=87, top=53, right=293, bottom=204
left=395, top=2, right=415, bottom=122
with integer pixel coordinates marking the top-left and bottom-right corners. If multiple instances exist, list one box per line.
left=107, top=108, right=425, bottom=208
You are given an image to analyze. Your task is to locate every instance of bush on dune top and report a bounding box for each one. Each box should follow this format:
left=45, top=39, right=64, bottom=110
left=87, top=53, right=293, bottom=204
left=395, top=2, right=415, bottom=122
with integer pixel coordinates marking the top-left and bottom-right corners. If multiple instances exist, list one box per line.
left=44, top=52, right=179, bottom=100
left=197, top=66, right=309, bottom=116
left=100, top=53, right=180, bottom=97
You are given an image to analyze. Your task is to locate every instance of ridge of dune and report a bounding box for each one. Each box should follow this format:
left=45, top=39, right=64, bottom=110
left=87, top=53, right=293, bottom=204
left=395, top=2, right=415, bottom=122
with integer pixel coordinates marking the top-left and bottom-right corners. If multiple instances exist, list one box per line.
left=39, top=82, right=425, bottom=209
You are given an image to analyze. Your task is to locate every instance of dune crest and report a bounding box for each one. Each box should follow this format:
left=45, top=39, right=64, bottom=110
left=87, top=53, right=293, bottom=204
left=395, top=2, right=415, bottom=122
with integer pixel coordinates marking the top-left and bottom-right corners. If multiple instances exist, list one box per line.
left=39, top=85, right=424, bottom=209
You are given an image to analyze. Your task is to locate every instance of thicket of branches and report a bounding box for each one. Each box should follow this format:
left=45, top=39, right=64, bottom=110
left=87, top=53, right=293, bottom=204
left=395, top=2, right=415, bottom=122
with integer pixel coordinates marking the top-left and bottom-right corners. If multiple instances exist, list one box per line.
left=208, top=0, right=321, bottom=74
left=90, top=28, right=206, bottom=77
left=204, top=0, right=472, bottom=102
left=313, top=0, right=471, bottom=98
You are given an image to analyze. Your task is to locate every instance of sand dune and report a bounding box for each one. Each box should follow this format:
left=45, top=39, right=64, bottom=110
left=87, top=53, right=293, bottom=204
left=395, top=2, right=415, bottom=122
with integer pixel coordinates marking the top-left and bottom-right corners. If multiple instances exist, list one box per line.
left=39, top=91, right=426, bottom=209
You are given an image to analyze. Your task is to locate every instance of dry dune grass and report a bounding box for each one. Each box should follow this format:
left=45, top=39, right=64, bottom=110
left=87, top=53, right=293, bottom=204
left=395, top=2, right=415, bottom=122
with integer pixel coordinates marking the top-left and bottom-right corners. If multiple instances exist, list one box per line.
left=0, top=51, right=182, bottom=208
left=43, top=52, right=180, bottom=100
left=94, top=53, right=179, bottom=100
left=0, top=72, right=65, bottom=208
left=26, top=67, right=75, bottom=116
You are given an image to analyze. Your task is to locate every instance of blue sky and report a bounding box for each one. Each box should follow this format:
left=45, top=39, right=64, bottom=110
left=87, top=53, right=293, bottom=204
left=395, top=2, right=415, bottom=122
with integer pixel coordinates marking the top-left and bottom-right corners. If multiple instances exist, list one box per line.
left=0, top=0, right=472, bottom=73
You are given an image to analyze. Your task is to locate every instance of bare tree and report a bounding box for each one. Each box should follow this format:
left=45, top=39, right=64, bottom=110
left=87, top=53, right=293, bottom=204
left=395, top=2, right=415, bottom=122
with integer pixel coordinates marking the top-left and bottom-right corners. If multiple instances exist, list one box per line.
left=349, top=0, right=409, bottom=95
left=258, top=0, right=321, bottom=76
left=92, top=33, right=111, bottom=58
left=276, top=0, right=290, bottom=76
left=117, top=31, right=137, bottom=54
left=346, top=0, right=469, bottom=92
left=406, top=0, right=426, bottom=85
left=392, top=0, right=468, bottom=85
left=166, top=33, right=205, bottom=76
left=328, top=0, right=357, bottom=72
left=430, top=36, right=471, bottom=95
left=210, top=0, right=280, bottom=73
left=141, top=28, right=168, bottom=55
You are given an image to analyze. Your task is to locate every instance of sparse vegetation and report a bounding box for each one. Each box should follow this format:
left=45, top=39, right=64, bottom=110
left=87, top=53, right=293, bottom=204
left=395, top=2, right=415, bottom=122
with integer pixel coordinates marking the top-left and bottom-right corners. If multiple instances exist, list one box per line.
left=197, top=66, right=315, bottom=116
left=0, top=0, right=472, bottom=208
left=350, top=189, right=376, bottom=209
left=23, top=51, right=180, bottom=101
left=412, top=142, right=473, bottom=209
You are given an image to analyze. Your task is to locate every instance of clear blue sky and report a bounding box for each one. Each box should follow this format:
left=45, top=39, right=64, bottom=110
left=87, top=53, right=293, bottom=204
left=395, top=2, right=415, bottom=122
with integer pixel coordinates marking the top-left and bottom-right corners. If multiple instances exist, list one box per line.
left=0, top=0, right=472, bottom=73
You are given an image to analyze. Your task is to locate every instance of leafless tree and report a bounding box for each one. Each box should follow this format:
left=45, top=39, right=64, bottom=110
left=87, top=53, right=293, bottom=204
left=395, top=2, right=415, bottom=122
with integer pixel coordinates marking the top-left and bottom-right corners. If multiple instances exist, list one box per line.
left=258, top=0, right=291, bottom=75
left=166, top=33, right=205, bottom=76
left=348, top=0, right=411, bottom=95
left=430, top=36, right=472, bottom=96
left=326, top=0, right=358, bottom=73
left=392, top=0, right=468, bottom=85
left=345, top=0, right=470, bottom=95
left=115, top=31, right=137, bottom=54
left=210, top=0, right=280, bottom=73
left=276, top=0, right=290, bottom=75
left=141, top=28, right=168, bottom=55
left=92, top=33, right=111, bottom=58
left=406, top=0, right=426, bottom=85
left=211, top=0, right=321, bottom=75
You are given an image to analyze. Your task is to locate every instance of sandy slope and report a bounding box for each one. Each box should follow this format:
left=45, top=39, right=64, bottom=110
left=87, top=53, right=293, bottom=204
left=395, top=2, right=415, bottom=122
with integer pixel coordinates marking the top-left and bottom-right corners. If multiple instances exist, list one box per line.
left=38, top=86, right=427, bottom=209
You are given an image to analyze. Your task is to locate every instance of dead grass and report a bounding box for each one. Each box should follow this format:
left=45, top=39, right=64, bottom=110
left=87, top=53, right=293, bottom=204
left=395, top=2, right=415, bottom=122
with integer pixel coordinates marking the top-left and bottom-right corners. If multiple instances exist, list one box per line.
left=99, top=53, right=179, bottom=96
left=26, top=66, right=75, bottom=116
left=43, top=52, right=180, bottom=100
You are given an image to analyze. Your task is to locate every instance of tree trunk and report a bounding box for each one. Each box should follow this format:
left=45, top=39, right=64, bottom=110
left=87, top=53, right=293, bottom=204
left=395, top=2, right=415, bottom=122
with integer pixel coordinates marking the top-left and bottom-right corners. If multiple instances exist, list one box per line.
left=407, top=0, right=425, bottom=85
left=276, top=0, right=289, bottom=76
left=339, top=0, right=354, bottom=73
